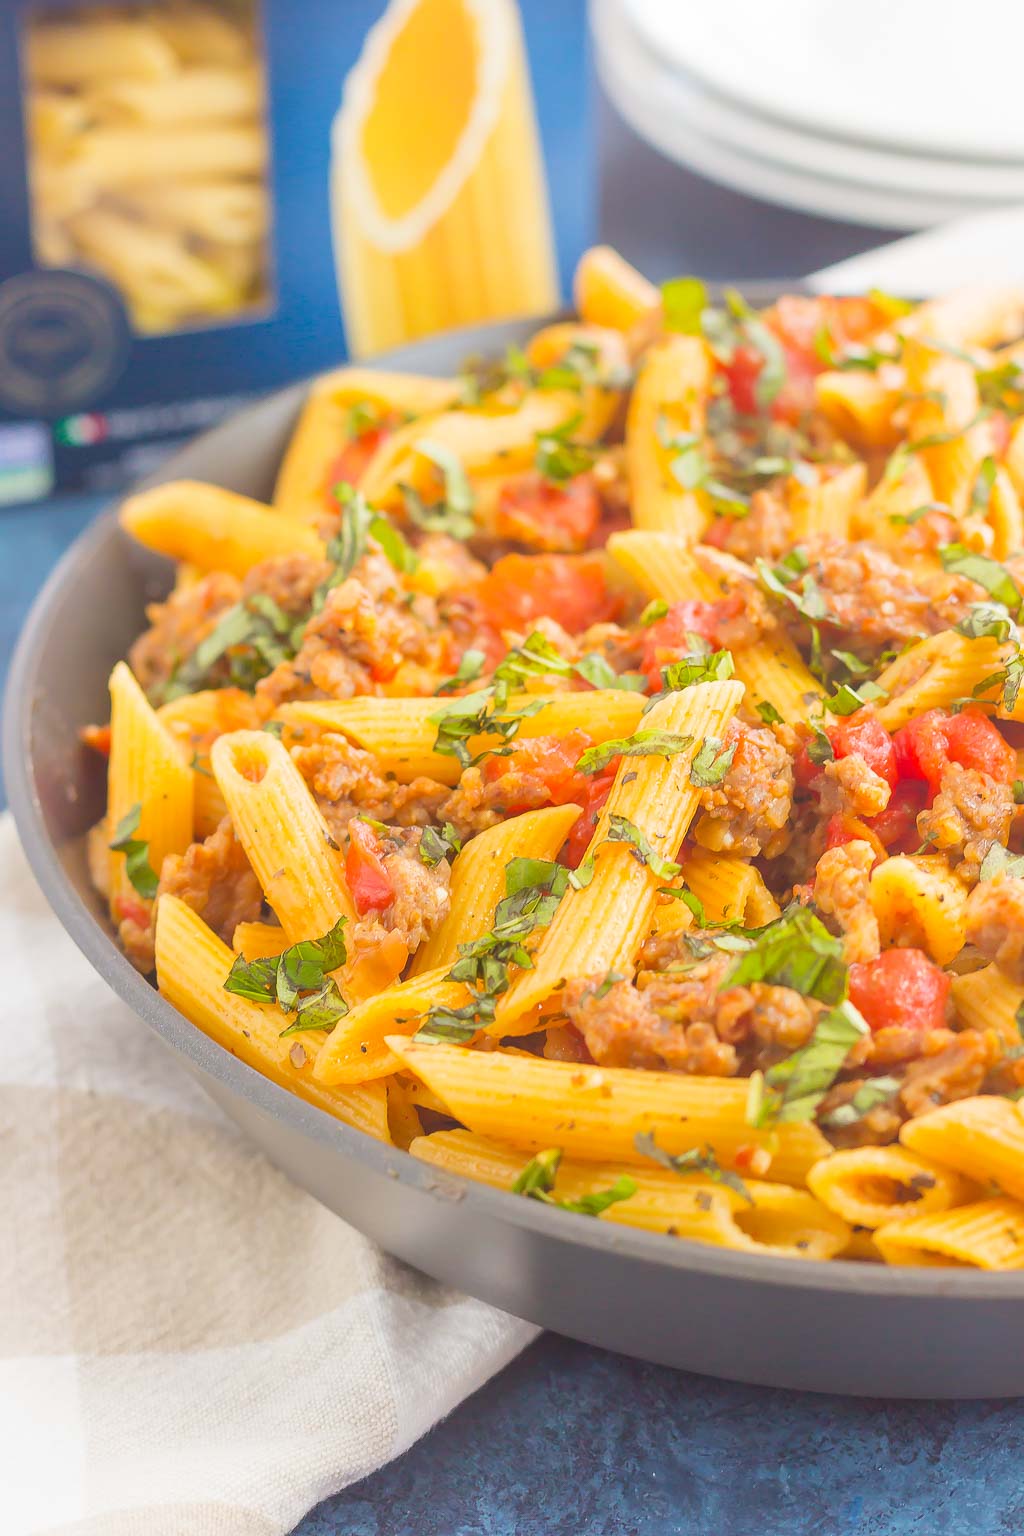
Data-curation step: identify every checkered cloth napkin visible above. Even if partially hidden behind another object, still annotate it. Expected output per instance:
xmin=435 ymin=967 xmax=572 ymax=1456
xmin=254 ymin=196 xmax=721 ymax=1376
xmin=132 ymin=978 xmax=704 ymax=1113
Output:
xmin=1 ymin=814 xmax=536 ymax=1536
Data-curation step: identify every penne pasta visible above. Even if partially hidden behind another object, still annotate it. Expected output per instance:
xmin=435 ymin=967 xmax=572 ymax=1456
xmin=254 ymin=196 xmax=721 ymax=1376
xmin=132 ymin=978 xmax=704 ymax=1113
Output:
xmin=874 ymin=1199 xmax=1024 ymax=1269
xmin=279 ymin=692 xmax=649 ymax=786
xmin=410 ymin=805 xmax=581 ymax=976
xmin=493 ymin=681 xmax=744 ymax=1030
xmin=388 ymin=1038 xmax=830 ymax=1186
xmin=313 ymin=967 xmax=465 ymax=1085
xmin=411 ymin=1130 xmax=849 ymax=1257
xmin=806 ymin=1145 xmax=975 ymax=1230
xmin=900 ymin=1096 xmax=1024 ymax=1203
xmin=786 ymin=463 xmax=867 ymax=543
xmin=121 ymin=481 xmax=324 ymax=576
xmin=869 ymin=855 xmax=969 ymax=966
xmin=951 ymin=963 xmax=1024 ymax=1049
xmin=107 ymin=661 xmax=193 ymax=926
xmin=155 ymin=895 xmax=388 ymax=1141
xmin=626 ymin=337 xmax=713 ymax=539
xmin=573 ymin=246 xmax=660 ymax=333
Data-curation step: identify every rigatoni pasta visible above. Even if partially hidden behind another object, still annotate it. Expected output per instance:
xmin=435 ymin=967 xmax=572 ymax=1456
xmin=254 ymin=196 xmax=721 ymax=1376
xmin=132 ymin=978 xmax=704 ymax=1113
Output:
xmin=86 ymin=248 xmax=1024 ymax=1267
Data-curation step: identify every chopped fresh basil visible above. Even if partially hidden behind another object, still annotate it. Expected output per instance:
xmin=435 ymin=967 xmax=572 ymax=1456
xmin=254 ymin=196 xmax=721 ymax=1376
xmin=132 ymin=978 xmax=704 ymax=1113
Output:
xmin=534 ymin=415 xmax=594 ymax=484
xmin=512 ymin=1147 xmax=637 ymax=1216
xmin=661 ymin=275 xmax=707 ymax=334
xmin=634 ymin=1130 xmax=753 ymax=1204
xmin=969 ymin=457 xmax=998 ymax=517
xmin=723 ymin=906 xmax=847 ymax=1005
xmin=108 ymin=804 xmax=159 ymax=901
xmin=824 ymin=680 xmax=888 ymax=716
xmin=955 ymin=603 xmax=1018 ymax=643
xmin=429 ymin=688 xmax=545 ymax=769
xmin=746 ymin=1001 xmax=868 ymax=1126
xmin=640 ymin=598 xmax=670 ymax=626
xmin=223 ymin=917 xmax=349 ymax=1034
xmin=689 ymin=735 xmax=737 ymax=787
xmin=574 ymin=653 xmax=647 ymax=692
xmin=605 ymin=813 xmax=681 ymax=880
xmin=403 ymin=439 xmax=476 ymax=539
xmin=419 ymin=822 xmax=462 ymax=868
xmin=1014 ymin=780 xmax=1024 ymax=805
xmin=435 ymin=649 xmax=487 ymax=695
xmin=652 ymin=649 xmax=735 ymax=697
xmin=658 ymin=885 xmax=707 ymax=926
xmin=941 ymin=544 xmax=1023 ymax=614
xmin=756 ymin=700 xmax=784 ymax=726
xmin=575 ymin=729 xmax=693 ymax=777
xmin=416 ymin=994 xmax=496 ymax=1044
xmin=806 ymin=724 xmax=835 ymax=765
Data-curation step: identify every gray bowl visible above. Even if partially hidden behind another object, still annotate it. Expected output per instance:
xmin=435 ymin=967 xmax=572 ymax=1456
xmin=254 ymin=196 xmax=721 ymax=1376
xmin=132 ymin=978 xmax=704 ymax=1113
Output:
xmin=6 ymin=317 xmax=1023 ymax=1399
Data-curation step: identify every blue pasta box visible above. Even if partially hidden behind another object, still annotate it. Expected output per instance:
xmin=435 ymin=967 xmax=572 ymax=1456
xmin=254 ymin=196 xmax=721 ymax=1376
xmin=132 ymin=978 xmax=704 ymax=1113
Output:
xmin=0 ymin=0 xmax=585 ymax=507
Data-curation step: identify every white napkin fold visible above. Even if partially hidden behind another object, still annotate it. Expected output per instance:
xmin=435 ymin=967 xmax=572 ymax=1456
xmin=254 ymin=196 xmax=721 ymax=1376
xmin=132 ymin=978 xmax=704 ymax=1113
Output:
xmin=0 ymin=814 xmax=535 ymax=1536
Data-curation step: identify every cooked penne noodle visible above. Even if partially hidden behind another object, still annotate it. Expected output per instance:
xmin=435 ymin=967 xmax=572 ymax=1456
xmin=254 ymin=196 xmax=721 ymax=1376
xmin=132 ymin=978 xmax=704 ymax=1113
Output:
xmin=411 ymin=1129 xmax=849 ymax=1257
xmin=107 ymin=661 xmax=193 ymax=925
xmin=901 ymin=337 xmax=993 ymax=516
xmin=388 ymin=1039 xmax=830 ymax=1186
xmin=573 ymin=246 xmax=660 ymax=333
xmin=274 ymin=369 xmax=460 ymax=518
xmin=155 ymin=895 xmax=388 ymax=1140
xmin=807 ymin=1146 xmax=975 ymax=1230
xmin=232 ymin=920 xmax=287 ymax=961
xmin=900 ymin=1096 xmax=1024 ymax=1203
xmin=410 ymin=805 xmax=581 ymax=976
xmin=674 ymin=848 xmax=779 ymax=928
xmin=279 ymin=692 xmax=649 ymax=786
xmin=626 ymin=336 xmax=713 ymax=539
xmin=493 ymin=681 xmax=744 ymax=1030
xmin=120 ymin=481 xmax=324 ymax=575
xmin=869 ymin=855 xmax=969 ymax=966
xmin=210 ymin=729 xmax=356 ymax=936
xmin=786 ymin=463 xmax=866 ymax=542
xmin=951 ymin=964 xmax=1024 ymax=1048
xmin=874 ymin=1199 xmax=1024 ymax=1269
xmin=313 ymin=967 xmax=466 ymax=1085
xmin=874 ymin=631 xmax=1010 ymax=731
xmin=814 ymin=368 xmax=904 ymax=450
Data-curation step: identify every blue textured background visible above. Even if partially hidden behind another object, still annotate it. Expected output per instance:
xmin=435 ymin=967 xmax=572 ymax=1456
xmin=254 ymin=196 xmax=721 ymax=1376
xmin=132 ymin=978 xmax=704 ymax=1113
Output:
xmin=3 ymin=4 xmax=1022 ymax=1532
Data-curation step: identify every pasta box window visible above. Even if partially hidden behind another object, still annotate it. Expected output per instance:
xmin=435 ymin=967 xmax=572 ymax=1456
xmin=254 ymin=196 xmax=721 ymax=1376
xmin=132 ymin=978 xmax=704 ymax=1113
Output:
xmin=0 ymin=0 xmax=561 ymax=507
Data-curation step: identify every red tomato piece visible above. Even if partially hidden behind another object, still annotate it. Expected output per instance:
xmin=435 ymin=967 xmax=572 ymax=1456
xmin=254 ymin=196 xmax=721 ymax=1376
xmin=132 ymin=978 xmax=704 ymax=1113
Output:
xmin=868 ymin=778 xmax=928 ymax=853
xmin=640 ymin=595 xmax=743 ymax=690
xmin=484 ymin=732 xmax=593 ymax=809
xmin=848 ymin=948 xmax=951 ymax=1035
xmin=323 ymin=425 xmax=389 ymax=502
xmin=829 ymin=708 xmax=898 ymax=788
xmin=894 ymin=708 xmax=1015 ymax=797
xmin=495 ymin=472 xmax=601 ymax=552
xmin=564 ymin=766 xmax=617 ymax=868
xmin=345 ymin=819 xmax=395 ymax=914
xmin=721 ymin=343 xmax=764 ymax=416
xmin=114 ymin=894 xmax=151 ymax=928
xmin=473 ymin=553 xmax=621 ymax=635
xmin=823 ymin=814 xmax=885 ymax=867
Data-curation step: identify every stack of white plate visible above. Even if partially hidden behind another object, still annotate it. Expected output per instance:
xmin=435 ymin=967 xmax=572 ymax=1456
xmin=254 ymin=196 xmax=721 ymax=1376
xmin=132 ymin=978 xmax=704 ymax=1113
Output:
xmin=592 ymin=0 xmax=1024 ymax=231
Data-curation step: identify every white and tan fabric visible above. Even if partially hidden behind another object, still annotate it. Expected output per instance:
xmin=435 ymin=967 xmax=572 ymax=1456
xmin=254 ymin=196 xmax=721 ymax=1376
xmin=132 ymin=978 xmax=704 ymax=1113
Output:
xmin=0 ymin=814 xmax=536 ymax=1536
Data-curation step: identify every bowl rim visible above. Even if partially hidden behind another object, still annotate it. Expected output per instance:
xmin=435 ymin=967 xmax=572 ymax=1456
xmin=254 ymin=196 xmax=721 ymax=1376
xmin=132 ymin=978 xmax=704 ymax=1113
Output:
xmin=6 ymin=312 xmax=1022 ymax=1303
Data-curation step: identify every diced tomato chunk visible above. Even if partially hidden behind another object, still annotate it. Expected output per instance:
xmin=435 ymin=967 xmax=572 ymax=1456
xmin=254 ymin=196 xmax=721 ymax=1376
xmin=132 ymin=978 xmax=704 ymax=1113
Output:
xmin=824 ymin=814 xmax=886 ymax=867
xmin=495 ymin=472 xmax=601 ymax=552
xmin=894 ymin=708 xmax=1016 ymax=797
xmin=565 ymin=766 xmax=616 ymax=868
xmin=721 ymin=343 xmax=764 ymax=416
xmin=113 ymin=894 xmax=151 ymax=928
xmin=868 ymin=778 xmax=928 ymax=853
xmin=828 ymin=708 xmax=898 ymax=788
xmin=323 ymin=425 xmax=389 ymax=501
xmin=82 ymin=723 xmax=112 ymax=756
xmin=793 ymin=708 xmax=896 ymax=792
xmin=345 ymin=819 xmax=395 ymax=914
xmin=848 ymin=948 xmax=951 ymax=1035
xmin=640 ymin=595 xmax=742 ymax=690
xmin=473 ymin=553 xmax=620 ymax=635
